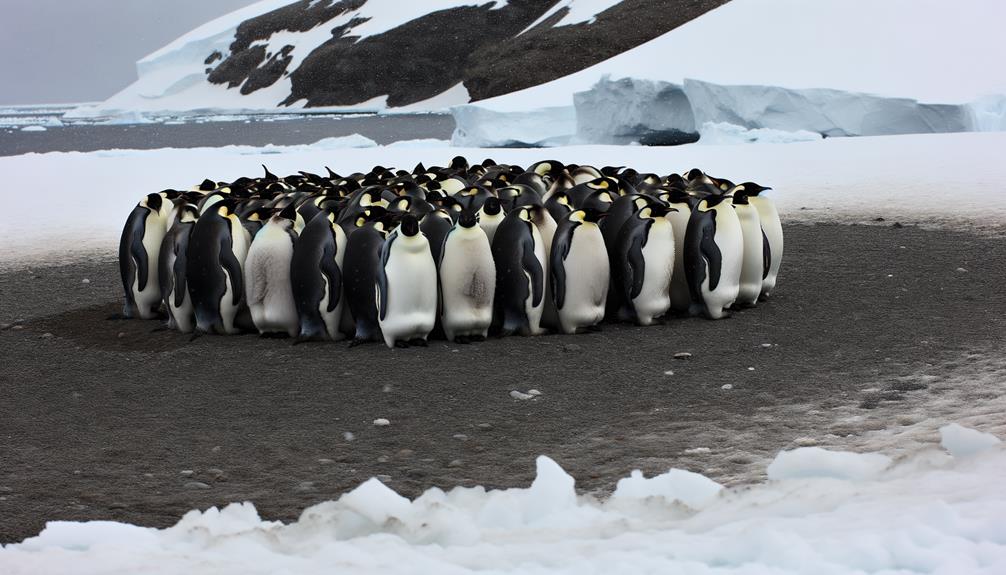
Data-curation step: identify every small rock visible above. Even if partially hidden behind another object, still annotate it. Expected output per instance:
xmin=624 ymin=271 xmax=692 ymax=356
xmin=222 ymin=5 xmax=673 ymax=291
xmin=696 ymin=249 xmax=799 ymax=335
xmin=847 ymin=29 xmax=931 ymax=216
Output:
xmin=674 ymin=352 xmax=692 ymax=360
xmin=476 ymin=423 xmax=492 ymax=430
xmin=117 ymin=332 xmax=126 ymax=339
xmin=13 ymin=318 xmax=25 ymax=325
xmin=376 ymin=455 xmax=389 ymax=463
xmin=562 ymin=343 xmax=582 ymax=352
xmin=747 ymin=367 xmax=755 ymax=371
xmin=343 ymin=432 xmax=356 ymax=441
xmin=206 ymin=468 xmax=225 ymax=479
xmin=874 ymin=217 xmax=885 ymax=222
xmin=892 ymin=222 xmax=903 ymax=228
xmin=452 ymin=434 xmax=469 ymax=441
xmin=510 ymin=390 xmax=533 ymax=400
xmin=447 ymin=459 xmax=463 ymax=468
xmin=40 ymin=332 xmax=53 ymax=339
xmin=451 ymin=349 xmax=459 ymax=353
xmin=794 ymin=437 xmax=818 ymax=446
xmin=684 ymin=447 xmax=712 ymax=455
xmin=317 ymin=458 xmax=334 ymax=464
xmin=180 ymin=470 xmax=194 ymax=477
xmin=11 ymin=325 xmax=24 ymax=331
xmin=108 ymin=502 xmax=127 ymax=510
xmin=721 ymin=384 xmax=734 ymax=390
xmin=382 ymin=384 xmax=393 ymax=393
xmin=373 ymin=418 xmax=391 ymax=427
xmin=0 ymin=323 xmax=11 ymax=331
xmin=955 ymin=267 xmax=968 ymax=273
xmin=376 ymin=474 xmax=392 ymax=483
xmin=142 ymin=473 xmax=155 ymax=479
xmin=527 ymin=389 xmax=542 ymax=396
xmin=294 ymin=481 xmax=316 ymax=492
xmin=760 ymin=343 xmax=772 ymax=348
xmin=663 ymin=370 xmax=674 ymax=376
xmin=0 ymin=486 xmax=12 ymax=493
xmin=211 ymin=445 xmax=221 ymax=453
xmin=396 ymin=449 xmax=414 ymax=457
xmin=184 ymin=481 xmax=211 ymax=490
xmin=82 ymin=279 xmax=91 ymax=284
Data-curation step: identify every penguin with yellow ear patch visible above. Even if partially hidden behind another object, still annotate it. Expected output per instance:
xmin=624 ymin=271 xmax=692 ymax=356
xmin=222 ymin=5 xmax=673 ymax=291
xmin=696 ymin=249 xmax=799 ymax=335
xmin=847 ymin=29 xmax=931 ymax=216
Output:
xmin=684 ymin=194 xmax=743 ymax=319
xmin=551 ymin=208 xmax=609 ymax=334
xmin=491 ymin=206 xmax=546 ymax=337
xmin=118 ymin=191 xmax=172 ymax=319
xmin=186 ymin=199 xmax=251 ymax=334
xmin=291 ymin=208 xmax=348 ymax=342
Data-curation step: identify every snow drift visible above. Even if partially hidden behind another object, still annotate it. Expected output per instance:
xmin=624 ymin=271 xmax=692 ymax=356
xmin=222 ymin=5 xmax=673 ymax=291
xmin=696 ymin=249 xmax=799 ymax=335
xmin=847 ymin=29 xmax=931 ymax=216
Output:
xmin=2 ymin=426 xmax=1004 ymax=574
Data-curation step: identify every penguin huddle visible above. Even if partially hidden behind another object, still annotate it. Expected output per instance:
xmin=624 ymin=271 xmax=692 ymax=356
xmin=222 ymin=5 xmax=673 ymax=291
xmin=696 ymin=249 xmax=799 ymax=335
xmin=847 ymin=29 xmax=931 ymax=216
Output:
xmin=117 ymin=158 xmax=783 ymax=348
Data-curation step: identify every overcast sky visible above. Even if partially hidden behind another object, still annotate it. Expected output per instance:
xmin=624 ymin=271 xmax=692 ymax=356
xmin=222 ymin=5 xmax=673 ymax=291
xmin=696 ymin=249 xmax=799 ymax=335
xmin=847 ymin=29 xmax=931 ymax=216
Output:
xmin=0 ymin=0 xmax=259 ymax=105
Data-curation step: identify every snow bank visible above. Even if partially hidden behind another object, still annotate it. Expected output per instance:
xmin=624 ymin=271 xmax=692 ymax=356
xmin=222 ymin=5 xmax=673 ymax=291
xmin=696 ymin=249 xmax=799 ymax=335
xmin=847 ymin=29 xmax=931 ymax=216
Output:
xmin=3 ymin=433 xmax=1005 ymax=575
xmin=940 ymin=423 xmax=1003 ymax=458
xmin=766 ymin=447 xmax=891 ymax=481
xmin=451 ymin=105 xmax=576 ymax=147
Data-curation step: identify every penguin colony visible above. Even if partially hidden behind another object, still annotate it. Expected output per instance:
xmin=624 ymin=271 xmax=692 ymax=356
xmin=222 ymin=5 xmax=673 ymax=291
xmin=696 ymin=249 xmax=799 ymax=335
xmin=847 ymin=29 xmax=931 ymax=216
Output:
xmin=118 ymin=157 xmax=783 ymax=348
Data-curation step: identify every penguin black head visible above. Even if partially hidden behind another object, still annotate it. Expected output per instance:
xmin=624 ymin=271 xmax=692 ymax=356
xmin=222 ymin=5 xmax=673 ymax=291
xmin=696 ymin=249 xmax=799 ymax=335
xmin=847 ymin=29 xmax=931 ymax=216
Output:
xmin=399 ymin=214 xmax=420 ymax=237
xmin=458 ymin=209 xmax=479 ymax=229
xmin=684 ymin=168 xmax=705 ymax=182
xmin=579 ymin=207 xmax=608 ymax=224
xmin=738 ymin=182 xmax=772 ymax=196
xmin=450 ymin=156 xmax=469 ymax=171
xmin=261 ymin=165 xmax=279 ymax=182
xmin=197 ymin=179 xmax=217 ymax=192
xmin=144 ymin=192 xmax=163 ymax=212
xmin=481 ymin=196 xmax=502 ymax=216
xmin=731 ymin=190 xmax=751 ymax=205
xmin=277 ymin=203 xmax=298 ymax=221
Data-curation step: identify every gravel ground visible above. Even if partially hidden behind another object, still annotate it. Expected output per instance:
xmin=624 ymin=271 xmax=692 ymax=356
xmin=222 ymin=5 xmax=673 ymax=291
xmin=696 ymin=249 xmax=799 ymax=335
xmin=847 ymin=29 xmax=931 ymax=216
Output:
xmin=1 ymin=222 xmax=1003 ymax=543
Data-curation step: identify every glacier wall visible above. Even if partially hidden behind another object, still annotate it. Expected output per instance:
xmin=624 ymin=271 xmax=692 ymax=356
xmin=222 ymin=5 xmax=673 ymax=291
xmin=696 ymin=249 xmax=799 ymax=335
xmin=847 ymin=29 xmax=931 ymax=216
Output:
xmin=573 ymin=77 xmax=698 ymax=145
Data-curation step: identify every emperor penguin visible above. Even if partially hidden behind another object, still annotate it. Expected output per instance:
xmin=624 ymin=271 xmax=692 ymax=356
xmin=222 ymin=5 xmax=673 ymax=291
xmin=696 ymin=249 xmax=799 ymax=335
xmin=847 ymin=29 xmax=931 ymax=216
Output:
xmin=118 ymin=192 xmax=172 ymax=319
xmin=491 ymin=205 xmax=547 ymax=337
xmin=291 ymin=209 xmax=348 ymax=341
xmin=158 ymin=203 xmax=199 ymax=332
xmin=731 ymin=190 xmax=765 ymax=308
xmin=244 ymin=205 xmax=300 ymax=337
xmin=439 ymin=209 xmax=496 ymax=343
xmin=528 ymin=204 xmax=559 ymax=332
xmin=613 ymin=205 xmax=675 ymax=326
xmin=377 ymin=214 xmax=438 ymax=348
xmin=186 ymin=200 xmax=251 ymax=334
xmin=476 ymin=197 xmax=505 ymax=244
xmin=550 ymin=209 xmax=610 ymax=334
xmin=659 ymin=188 xmax=696 ymax=312
xmin=739 ymin=182 xmax=783 ymax=299
xmin=683 ymin=194 xmax=743 ymax=319
xmin=342 ymin=217 xmax=388 ymax=345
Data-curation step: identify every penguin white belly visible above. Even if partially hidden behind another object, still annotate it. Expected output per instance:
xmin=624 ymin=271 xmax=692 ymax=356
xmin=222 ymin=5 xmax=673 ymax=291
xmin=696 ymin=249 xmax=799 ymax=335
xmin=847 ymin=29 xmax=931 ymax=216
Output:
xmin=532 ymin=213 xmax=555 ymax=334
xmin=318 ymin=273 xmax=346 ymax=341
xmin=632 ymin=219 xmax=674 ymax=326
xmin=665 ymin=204 xmax=691 ymax=312
xmin=558 ymin=225 xmax=609 ymax=334
xmin=523 ymin=224 xmax=547 ymax=336
xmin=380 ymin=241 xmax=437 ymax=347
xmin=132 ymin=210 xmax=167 ymax=319
xmin=478 ymin=215 xmax=504 ymax=245
xmin=245 ymin=226 xmax=298 ymax=336
xmin=735 ymin=204 xmax=764 ymax=307
xmin=440 ymin=231 xmax=495 ymax=341
xmin=752 ymin=197 xmax=783 ymax=298
xmin=168 ymin=289 xmax=194 ymax=334
xmin=701 ymin=212 xmax=743 ymax=320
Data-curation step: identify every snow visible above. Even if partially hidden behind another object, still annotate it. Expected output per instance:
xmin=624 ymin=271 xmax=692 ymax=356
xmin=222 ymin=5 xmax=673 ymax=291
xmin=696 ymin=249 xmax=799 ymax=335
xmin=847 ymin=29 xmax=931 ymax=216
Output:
xmin=766 ymin=447 xmax=892 ymax=481
xmin=519 ymin=0 xmax=624 ymax=34
xmin=3 ymin=131 xmax=1006 ymax=267
xmin=474 ymin=0 xmax=1006 ymax=114
xmin=940 ymin=423 xmax=1003 ymax=458
xmin=19 ymin=125 xmax=47 ymax=132
xmin=697 ymin=122 xmax=822 ymax=145
xmin=3 ymin=435 xmax=1005 ymax=574
xmin=451 ymin=105 xmax=576 ymax=147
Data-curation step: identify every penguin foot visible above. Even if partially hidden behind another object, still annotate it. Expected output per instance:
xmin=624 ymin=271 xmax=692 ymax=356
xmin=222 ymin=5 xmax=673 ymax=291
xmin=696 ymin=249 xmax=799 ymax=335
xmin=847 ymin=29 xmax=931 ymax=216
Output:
xmin=348 ymin=338 xmax=370 ymax=348
xmin=455 ymin=335 xmax=471 ymax=345
xmin=470 ymin=335 xmax=486 ymax=343
xmin=586 ymin=324 xmax=604 ymax=333
xmin=188 ymin=332 xmax=202 ymax=343
xmin=395 ymin=340 xmax=411 ymax=348
xmin=409 ymin=338 xmax=428 ymax=347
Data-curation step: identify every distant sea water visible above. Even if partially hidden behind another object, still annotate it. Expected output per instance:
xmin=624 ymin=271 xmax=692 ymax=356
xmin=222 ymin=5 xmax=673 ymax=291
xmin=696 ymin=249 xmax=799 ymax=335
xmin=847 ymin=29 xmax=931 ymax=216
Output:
xmin=0 ymin=105 xmax=455 ymax=156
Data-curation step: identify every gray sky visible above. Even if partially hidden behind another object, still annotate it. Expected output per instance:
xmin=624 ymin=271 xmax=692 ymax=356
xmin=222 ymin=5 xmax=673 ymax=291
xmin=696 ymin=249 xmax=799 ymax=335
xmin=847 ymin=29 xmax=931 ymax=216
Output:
xmin=0 ymin=0 xmax=259 ymax=105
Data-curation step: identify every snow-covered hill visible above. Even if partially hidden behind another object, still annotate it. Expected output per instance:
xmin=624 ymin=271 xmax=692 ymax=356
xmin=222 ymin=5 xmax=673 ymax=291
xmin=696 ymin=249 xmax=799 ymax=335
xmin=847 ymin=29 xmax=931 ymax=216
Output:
xmin=70 ymin=0 xmax=725 ymax=118
xmin=452 ymin=0 xmax=1006 ymax=146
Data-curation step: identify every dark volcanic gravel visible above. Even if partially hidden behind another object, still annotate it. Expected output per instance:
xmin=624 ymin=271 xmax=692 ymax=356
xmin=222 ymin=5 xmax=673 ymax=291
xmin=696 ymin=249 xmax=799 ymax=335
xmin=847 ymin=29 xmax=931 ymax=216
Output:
xmin=1 ymin=223 xmax=1003 ymax=543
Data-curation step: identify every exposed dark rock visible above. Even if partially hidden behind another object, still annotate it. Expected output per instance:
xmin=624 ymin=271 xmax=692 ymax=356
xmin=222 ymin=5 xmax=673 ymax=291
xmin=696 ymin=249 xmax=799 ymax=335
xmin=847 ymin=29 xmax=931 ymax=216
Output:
xmin=208 ymin=45 xmax=267 ymax=89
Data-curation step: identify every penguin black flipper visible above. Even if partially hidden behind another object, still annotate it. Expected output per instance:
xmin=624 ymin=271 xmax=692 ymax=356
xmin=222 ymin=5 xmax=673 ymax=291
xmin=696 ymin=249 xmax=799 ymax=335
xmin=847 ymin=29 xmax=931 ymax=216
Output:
xmin=522 ymin=224 xmax=544 ymax=308
xmin=320 ymin=240 xmax=342 ymax=313
xmin=699 ymin=215 xmax=722 ymax=291
xmin=550 ymin=221 xmax=578 ymax=310
xmin=219 ymin=234 xmax=244 ymax=306
xmin=172 ymin=234 xmax=190 ymax=308
xmin=377 ymin=231 xmax=396 ymax=321
xmin=129 ymin=211 xmax=149 ymax=292
xmin=762 ymin=228 xmax=772 ymax=280
xmin=626 ymin=223 xmax=649 ymax=300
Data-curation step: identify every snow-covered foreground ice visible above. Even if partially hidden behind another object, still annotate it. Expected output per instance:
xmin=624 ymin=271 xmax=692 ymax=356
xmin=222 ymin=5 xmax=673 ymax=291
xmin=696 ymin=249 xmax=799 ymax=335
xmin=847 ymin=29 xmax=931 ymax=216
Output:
xmin=2 ymin=426 xmax=1004 ymax=575
xmin=2 ymin=131 xmax=1004 ymax=267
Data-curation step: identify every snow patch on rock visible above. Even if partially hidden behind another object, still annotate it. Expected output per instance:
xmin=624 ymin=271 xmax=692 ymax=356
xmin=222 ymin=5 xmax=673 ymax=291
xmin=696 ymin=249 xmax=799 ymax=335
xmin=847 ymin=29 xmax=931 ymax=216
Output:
xmin=766 ymin=447 xmax=892 ymax=481
xmin=939 ymin=423 xmax=1002 ymax=458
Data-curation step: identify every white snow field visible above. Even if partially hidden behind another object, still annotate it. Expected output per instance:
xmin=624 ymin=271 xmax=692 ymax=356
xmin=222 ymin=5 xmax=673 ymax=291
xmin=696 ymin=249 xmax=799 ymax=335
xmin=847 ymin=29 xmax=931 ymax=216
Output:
xmin=452 ymin=0 xmax=1006 ymax=146
xmin=2 ymin=131 xmax=1005 ymax=267
xmin=1 ymin=426 xmax=1004 ymax=575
